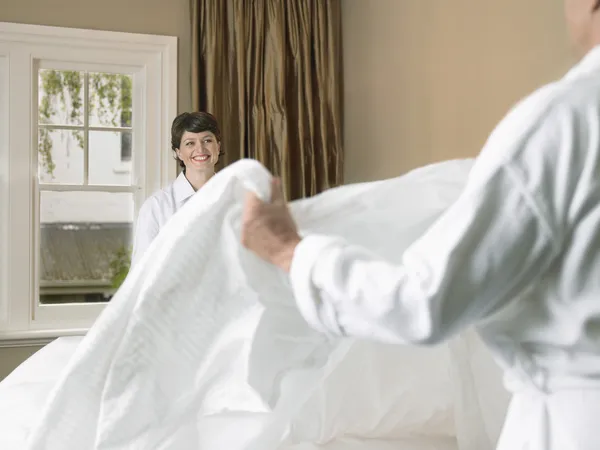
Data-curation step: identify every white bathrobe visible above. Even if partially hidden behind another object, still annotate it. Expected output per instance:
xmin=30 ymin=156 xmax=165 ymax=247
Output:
xmin=289 ymin=46 xmax=600 ymax=449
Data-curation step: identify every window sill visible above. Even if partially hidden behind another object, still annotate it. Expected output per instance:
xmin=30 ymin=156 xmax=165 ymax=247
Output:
xmin=0 ymin=328 xmax=87 ymax=348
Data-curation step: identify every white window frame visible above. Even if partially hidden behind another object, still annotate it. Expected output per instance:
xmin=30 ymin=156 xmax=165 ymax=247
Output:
xmin=0 ymin=22 xmax=177 ymax=346
xmin=0 ymin=54 xmax=8 ymax=333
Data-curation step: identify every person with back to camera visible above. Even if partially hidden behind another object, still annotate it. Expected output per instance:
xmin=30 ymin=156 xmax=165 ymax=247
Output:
xmin=132 ymin=111 xmax=223 ymax=266
xmin=241 ymin=0 xmax=600 ymax=448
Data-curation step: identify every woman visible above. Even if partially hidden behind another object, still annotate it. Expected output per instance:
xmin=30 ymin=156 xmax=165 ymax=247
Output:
xmin=131 ymin=111 xmax=222 ymax=266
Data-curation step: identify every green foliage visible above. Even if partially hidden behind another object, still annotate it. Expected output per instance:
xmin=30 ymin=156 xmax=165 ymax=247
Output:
xmin=89 ymin=73 xmax=133 ymax=127
xmin=38 ymin=128 xmax=56 ymax=177
xmin=38 ymin=70 xmax=132 ymax=178
xmin=109 ymin=245 xmax=131 ymax=290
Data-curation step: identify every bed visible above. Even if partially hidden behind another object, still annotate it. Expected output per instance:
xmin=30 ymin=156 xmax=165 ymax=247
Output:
xmin=0 ymin=336 xmax=465 ymax=450
xmin=0 ymin=337 xmax=83 ymax=449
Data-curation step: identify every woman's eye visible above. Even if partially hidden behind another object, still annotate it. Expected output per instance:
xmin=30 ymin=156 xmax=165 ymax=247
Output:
xmin=186 ymin=142 xmax=194 ymax=146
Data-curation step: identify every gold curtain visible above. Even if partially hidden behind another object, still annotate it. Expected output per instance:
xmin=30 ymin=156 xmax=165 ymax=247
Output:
xmin=191 ymin=0 xmax=343 ymax=200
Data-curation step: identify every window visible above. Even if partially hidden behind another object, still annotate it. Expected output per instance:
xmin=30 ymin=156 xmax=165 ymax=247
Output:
xmin=37 ymin=68 xmax=135 ymax=306
xmin=0 ymin=22 xmax=177 ymax=344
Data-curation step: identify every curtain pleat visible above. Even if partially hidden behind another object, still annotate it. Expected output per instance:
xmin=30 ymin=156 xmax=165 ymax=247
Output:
xmin=192 ymin=0 xmax=343 ymax=200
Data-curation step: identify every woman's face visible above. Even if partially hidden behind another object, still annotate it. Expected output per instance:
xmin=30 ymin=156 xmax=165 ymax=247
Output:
xmin=176 ymin=130 xmax=221 ymax=172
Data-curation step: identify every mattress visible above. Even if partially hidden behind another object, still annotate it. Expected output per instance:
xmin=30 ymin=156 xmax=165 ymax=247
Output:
xmin=0 ymin=337 xmax=83 ymax=449
xmin=0 ymin=337 xmax=460 ymax=450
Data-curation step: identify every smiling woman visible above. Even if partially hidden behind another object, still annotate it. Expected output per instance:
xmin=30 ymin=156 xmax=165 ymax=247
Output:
xmin=171 ymin=111 xmax=223 ymax=176
xmin=131 ymin=111 xmax=223 ymax=266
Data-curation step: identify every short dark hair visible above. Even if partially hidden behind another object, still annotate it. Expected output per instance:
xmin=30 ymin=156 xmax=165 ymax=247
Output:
xmin=170 ymin=111 xmax=223 ymax=170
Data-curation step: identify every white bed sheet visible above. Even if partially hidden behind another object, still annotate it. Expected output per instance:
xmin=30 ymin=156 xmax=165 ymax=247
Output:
xmin=0 ymin=159 xmax=508 ymax=450
xmin=0 ymin=337 xmax=461 ymax=450
xmin=0 ymin=333 xmax=503 ymax=450
xmin=287 ymin=438 xmax=458 ymax=450
xmin=0 ymin=337 xmax=83 ymax=449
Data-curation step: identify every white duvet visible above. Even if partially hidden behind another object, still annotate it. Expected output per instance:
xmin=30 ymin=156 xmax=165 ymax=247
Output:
xmin=7 ymin=159 xmax=509 ymax=449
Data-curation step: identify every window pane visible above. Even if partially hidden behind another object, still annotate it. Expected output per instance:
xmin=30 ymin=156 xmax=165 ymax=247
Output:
xmin=39 ymin=191 xmax=134 ymax=304
xmin=38 ymin=128 xmax=84 ymax=184
xmin=88 ymin=130 xmax=132 ymax=185
xmin=38 ymin=69 xmax=84 ymax=126
xmin=88 ymin=73 xmax=133 ymax=128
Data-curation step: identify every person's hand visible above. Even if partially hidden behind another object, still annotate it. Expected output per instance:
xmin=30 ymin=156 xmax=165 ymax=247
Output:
xmin=241 ymin=177 xmax=302 ymax=272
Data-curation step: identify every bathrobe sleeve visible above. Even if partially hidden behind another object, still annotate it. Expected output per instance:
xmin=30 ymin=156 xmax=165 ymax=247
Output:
xmin=289 ymin=100 xmax=569 ymax=345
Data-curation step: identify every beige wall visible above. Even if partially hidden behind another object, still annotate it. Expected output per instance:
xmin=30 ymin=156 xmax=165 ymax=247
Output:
xmin=0 ymin=0 xmax=192 ymax=113
xmin=0 ymin=0 xmax=191 ymax=380
xmin=342 ymin=0 xmax=575 ymax=183
xmin=0 ymin=346 xmax=44 ymax=381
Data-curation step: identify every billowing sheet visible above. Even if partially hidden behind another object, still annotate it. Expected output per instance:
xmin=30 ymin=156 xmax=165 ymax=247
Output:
xmin=18 ymin=159 xmax=508 ymax=450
